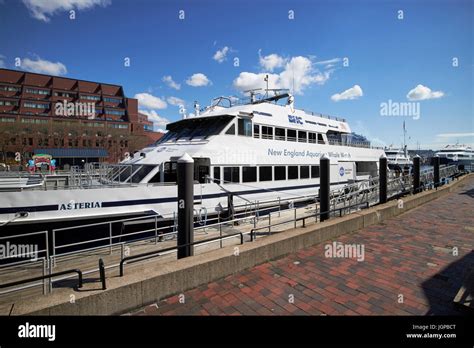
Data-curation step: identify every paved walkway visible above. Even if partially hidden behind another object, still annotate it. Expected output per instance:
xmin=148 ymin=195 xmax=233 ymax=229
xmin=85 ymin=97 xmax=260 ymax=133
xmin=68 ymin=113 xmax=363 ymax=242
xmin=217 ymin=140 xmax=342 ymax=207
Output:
xmin=131 ymin=177 xmax=474 ymax=315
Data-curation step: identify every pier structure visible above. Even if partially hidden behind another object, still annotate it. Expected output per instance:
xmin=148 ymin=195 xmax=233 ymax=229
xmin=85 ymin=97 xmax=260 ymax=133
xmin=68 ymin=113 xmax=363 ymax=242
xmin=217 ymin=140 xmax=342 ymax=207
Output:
xmin=0 ymin=162 xmax=472 ymax=315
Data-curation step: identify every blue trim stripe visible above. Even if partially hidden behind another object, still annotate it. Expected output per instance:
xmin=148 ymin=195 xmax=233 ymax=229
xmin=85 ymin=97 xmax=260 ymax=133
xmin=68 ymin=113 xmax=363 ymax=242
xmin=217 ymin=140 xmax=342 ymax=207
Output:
xmin=0 ymin=181 xmax=351 ymax=214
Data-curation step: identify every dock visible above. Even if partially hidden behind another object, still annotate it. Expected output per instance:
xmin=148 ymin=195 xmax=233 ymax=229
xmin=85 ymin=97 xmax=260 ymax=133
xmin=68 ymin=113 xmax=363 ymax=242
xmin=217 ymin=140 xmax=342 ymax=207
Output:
xmin=0 ymin=169 xmax=472 ymax=315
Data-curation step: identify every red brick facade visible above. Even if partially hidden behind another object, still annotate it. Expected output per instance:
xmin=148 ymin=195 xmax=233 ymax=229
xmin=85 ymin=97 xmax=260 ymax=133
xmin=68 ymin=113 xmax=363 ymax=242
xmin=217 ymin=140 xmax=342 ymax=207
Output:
xmin=0 ymin=68 xmax=162 ymax=166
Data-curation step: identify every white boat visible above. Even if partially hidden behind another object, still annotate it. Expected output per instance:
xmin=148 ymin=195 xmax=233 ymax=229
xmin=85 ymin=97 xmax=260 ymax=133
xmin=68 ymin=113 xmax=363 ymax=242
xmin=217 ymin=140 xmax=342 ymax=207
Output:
xmin=435 ymin=144 xmax=474 ymax=165
xmin=384 ymin=146 xmax=412 ymax=167
xmin=0 ymin=91 xmax=385 ymax=228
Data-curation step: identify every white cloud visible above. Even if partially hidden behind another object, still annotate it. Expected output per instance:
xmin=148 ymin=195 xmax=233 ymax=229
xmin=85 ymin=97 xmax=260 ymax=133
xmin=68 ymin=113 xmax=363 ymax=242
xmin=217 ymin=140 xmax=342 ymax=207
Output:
xmin=21 ymin=57 xmax=67 ymax=75
xmin=436 ymin=132 xmax=474 ymax=138
xmin=213 ymin=46 xmax=229 ymax=63
xmin=259 ymin=50 xmax=286 ymax=72
xmin=167 ymin=96 xmax=185 ymax=106
xmin=331 ymin=85 xmax=363 ymax=102
xmin=406 ymin=84 xmax=444 ymax=101
xmin=314 ymin=58 xmax=341 ymax=66
xmin=139 ymin=109 xmax=171 ymax=129
xmin=234 ymin=56 xmax=332 ymax=95
xmin=134 ymin=93 xmax=167 ymax=109
xmin=186 ymin=73 xmax=211 ymax=87
xmin=22 ymin=0 xmax=111 ymax=22
xmin=162 ymin=75 xmax=180 ymax=90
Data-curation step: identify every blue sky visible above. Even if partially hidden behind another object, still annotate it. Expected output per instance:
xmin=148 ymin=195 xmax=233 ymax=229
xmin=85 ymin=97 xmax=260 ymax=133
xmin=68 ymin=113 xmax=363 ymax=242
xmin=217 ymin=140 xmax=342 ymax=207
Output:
xmin=0 ymin=0 xmax=472 ymax=149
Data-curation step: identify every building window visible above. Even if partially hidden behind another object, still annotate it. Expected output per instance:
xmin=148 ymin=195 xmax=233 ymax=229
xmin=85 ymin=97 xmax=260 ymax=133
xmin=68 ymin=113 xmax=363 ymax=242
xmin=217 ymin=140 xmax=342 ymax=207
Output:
xmin=0 ymin=85 xmax=21 ymax=92
xmin=311 ymin=165 xmax=320 ymax=178
xmin=80 ymin=94 xmax=101 ymax=101
xmin=109 ymin=123 xmax=128 ymax=129
xmin=275 ymin=128 xmax=285 ymax=141
xmin=225 ymin=124 xmax=235 ymax=135
xmin=253 ymin=124 xmax=260 ymax=139
xmin=242 ymin=166 xmax=257 ymax=182
xmin=259 ymin=166 xmax=272 ymax=181
xmin=23 ymin=102 xmax=49 ymax=109
xmin=298 ymin=131 xmax=307 ymax=143
xmin=103 ymin=97 xmax=122 ymax=103
xmin=300 ymin=166 xmax=310 ymax=179
xmin=287 ymin=129 xmax=297 ymax=142
xmin=224 ymin=167 xmax=240 ymax=183
xmin=0 ymin=100 xmax=19 ymax=106
xmin=54 ymin=91 xmax=77 ymax=98
xmin=274 ymin=166 xmax=286 ymax=180
xmin=105 ymin=109 xmax=125 ymax=116
xmin=213 ymin=166 xmax=221 ymax=182
xmin=261 ymin=126 xmax=273 ymax=140
xmin=25 ymin=88 xmax=50 ymax=95
xmin=288 ymin=166 xmax=298 ymax=179
xmin=238 ymin=118 xmax=252 ymax=136
xmin=0 ymin=117 xmax=15 ymax=123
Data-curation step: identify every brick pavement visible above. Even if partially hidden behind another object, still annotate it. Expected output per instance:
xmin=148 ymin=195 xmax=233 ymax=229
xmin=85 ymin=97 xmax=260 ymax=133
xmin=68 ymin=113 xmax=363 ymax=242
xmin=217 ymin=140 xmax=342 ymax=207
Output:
xmin=130 ymin=177 xmax=474 ymax=315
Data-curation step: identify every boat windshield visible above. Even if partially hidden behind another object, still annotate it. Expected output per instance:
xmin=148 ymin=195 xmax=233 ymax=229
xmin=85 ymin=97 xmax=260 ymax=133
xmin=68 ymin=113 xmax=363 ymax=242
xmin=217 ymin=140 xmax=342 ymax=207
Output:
xmin=157 ymin=115 xmax=234 ymax=144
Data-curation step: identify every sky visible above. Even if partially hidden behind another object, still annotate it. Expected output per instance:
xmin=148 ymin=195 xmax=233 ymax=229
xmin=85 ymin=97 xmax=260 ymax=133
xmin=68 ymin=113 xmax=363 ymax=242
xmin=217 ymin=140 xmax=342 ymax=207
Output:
xmin=0 ymin=0 xmax=472 ymax=150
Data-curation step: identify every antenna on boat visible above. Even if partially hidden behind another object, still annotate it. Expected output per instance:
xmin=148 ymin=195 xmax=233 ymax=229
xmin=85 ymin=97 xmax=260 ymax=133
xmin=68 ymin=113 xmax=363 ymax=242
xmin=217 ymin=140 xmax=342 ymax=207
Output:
xmin=194 ymin=101 xmax=200 ymax=117
xmin=264 ymin=74 xmax=269 ymax=98
xmin=244 ymin=88 xmax=262 ymax=103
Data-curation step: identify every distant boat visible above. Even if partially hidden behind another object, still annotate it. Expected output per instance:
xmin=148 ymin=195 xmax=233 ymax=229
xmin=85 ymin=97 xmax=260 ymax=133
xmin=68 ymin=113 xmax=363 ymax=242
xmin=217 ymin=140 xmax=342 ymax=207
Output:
xmin=384 ymin=145 xmax=412 ymax=168
xmin=436 ymin=143 xmax=474 ymax=166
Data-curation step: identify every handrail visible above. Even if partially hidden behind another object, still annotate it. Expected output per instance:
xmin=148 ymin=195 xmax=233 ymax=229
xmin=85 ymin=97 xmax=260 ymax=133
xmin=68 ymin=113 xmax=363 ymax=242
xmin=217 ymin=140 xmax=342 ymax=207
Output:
xmin=120 ymin=232 xmax=244 ymax=276
xmin=0 ymin=268 xmax=83 ymax=290
xmin=250 ymin=201 xmax=370 ymax=241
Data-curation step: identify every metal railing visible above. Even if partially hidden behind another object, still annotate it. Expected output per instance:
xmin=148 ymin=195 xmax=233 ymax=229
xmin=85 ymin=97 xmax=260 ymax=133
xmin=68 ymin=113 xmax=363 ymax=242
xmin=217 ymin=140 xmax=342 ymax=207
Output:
xmin=119 ymin=231 xmax=245 ymax=276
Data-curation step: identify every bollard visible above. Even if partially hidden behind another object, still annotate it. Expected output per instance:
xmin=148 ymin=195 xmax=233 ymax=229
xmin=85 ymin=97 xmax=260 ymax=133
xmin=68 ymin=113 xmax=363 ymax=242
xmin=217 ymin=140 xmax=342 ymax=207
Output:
xmin=99 ymin=258 xmax=106 ymax=290
xmin=227 ymin=193 xmax=235 ymax=222
xmin=433 ymin=155 xmax=440 ymax=189
xmin=379 ymin=154 xmax=387 ymax=204
xmin=177 ymin=153 xmax=194 ymax=259
xmin=413 ymin=155 xmax=421 ymax=194
xmin=320 ymin=154 xmax=330 ymax=222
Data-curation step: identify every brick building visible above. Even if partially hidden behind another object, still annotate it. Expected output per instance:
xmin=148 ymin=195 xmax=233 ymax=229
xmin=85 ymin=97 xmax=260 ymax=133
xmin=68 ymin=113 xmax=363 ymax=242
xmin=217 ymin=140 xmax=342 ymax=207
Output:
xmin=0 ymin=68 xmax=162 ymax=167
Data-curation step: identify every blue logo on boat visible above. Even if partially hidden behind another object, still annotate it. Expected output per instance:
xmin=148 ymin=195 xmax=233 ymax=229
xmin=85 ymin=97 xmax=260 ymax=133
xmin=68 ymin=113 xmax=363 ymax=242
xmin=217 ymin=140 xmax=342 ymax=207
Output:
xmin=339 ymin=167 xmax=344 ymax=176
xmin=288 ymin=115 xmax=303 ymax=124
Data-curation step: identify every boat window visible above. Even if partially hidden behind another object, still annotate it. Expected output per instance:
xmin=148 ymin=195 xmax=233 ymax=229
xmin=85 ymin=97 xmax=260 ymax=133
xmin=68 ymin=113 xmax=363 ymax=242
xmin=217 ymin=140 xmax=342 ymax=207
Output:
xmin=242 ymin=167 xmax=257 ymax=182
xmin=261 ymin=126 xmax=273 ymax=140
xmin=157 ymin=115 xmax=233 ymax=143
xmin=254 ymin=124 xmax=260 ymax=139
xmin=298 ymin=131 xmax=307 ymax=143
xmin=213 ymin=166 xmax=221 ymax=183
xmin=275 ymin=128 xmax=285 ymax=141
xmin=274 ymin=166 xmax=286 ymax=180
xmin=317 ymin=133 xmax=325 ymax=144
xmin=130 ymin=165 xmax=155 ymax=183
xmin=259 ymin=166 xmax=272 ymax=181
xmin=238 ymin=118 xmax=252 ymax=136
xmin=224 ymin=167 xmax=240 ymax=183
xmin=226 ymin=124 xmax=236 ymax=135
xmin=288 ymin=166 xmax=298 ymax=179
xmin=311 ymin=165 xmax=320 ymax=178
xmin=300 ymin=166 xmax=309 ymax=179
xmin=287 ymin=129 xmax=296 ymax=142
xmin=163 ymin=162 xmax=177 ymax=182
xmin=308 ymin=132 xmax=316 ymax=144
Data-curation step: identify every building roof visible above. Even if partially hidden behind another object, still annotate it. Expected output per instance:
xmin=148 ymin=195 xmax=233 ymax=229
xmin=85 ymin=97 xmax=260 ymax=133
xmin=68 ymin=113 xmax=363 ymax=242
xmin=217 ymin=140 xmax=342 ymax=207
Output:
xmin=34 ymin=148 xmax=108 ymax=158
